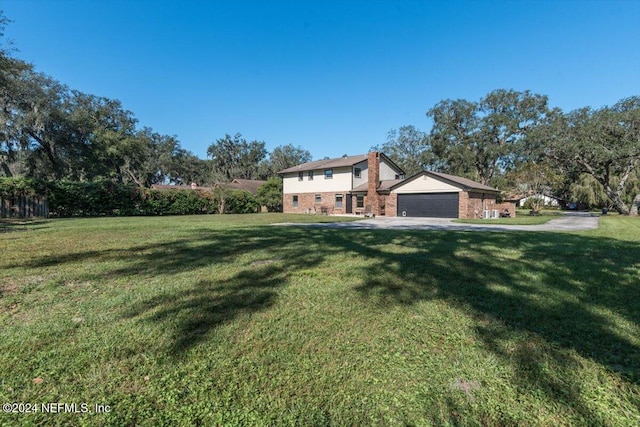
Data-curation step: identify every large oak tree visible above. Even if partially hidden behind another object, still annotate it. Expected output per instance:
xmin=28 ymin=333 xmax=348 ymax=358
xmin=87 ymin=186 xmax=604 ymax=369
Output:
xmin=427 ymin=89 xmax=549 ymax=186
xmin=530 ymin=97 xmax=640 ymax=214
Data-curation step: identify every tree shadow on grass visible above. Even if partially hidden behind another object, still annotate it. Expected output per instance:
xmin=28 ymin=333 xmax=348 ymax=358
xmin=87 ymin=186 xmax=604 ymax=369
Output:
xmin=18 ymin=225 xmax=328 ymax=354
xmin=14 ymin=221 xmax=640 ymax=419
xmin=123 ymin=270 xmax=284 ymax=354
xmin=0 ymin=219 xmax=50 ymax=233
xmin=17 ymin=225 xmax=639 ymax=367
xmin=21 ymin=227 xmax=285 ymax=274
xmin=339 ymin=228 xmax=639 ymax=422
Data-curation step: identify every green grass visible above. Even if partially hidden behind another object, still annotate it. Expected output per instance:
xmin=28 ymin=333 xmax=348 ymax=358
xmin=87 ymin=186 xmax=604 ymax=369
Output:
xmin=1 ymin=213 xmax=639 ymax=426
xmin=454 ymin=210 xmax=564 ymax=225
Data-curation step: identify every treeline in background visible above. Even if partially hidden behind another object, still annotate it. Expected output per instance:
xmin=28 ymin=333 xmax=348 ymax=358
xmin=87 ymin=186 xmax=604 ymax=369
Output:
xmin=1 ymin=12 xmax=638 ymax=216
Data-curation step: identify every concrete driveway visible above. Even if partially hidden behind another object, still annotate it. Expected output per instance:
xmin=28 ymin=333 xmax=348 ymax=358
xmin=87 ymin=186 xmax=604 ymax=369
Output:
xmin=277 ymin=212 xmax=599 ymax=232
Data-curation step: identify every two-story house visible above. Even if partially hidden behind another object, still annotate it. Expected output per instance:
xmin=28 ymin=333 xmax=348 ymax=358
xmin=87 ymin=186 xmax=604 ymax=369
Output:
xmin=279 ymin=152 xmax=402 ymax=216
xmin=279 ymin=151 xmax=515 ymax=218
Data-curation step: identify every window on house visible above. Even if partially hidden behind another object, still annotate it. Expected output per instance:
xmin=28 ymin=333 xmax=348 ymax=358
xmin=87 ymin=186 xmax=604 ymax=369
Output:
xmin=354 ymin=167 xmax=361 ymax=178
xmin=292 ymin=195 xmax=298 ymax=207
xmin=308 ymin=171 xmax=314 ymax=180
xmin=315 ymin=194 xmax=321 ymax=204
xmin=335 ymin=194 xmax=343 ymax=208
xmin=324 ymin=169 xmax=333 ymax=179
xmin=356 ymin=194 xmax=364 ymax=208
xmin=298 ymin=172 xmax=303 ymax=181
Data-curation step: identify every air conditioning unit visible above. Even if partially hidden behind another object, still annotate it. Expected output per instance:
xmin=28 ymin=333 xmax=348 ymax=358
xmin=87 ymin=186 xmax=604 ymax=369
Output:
xmin=492 ymin=209 xmax=499 ymax=218
xmin=483 ymin=210 xmax=490 ymax=219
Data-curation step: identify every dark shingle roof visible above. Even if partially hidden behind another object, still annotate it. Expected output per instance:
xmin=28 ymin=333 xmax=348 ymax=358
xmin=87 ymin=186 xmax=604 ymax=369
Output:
xmin=278 ymin=154 xmax=368 ymax=174
xmin=150 ymin=184 xmax=191 ymax=190
xmin=352 ymin=179 xmax=404 ymax=193
xmin=227 ymin=179 xmax=266 ymax=195
xmin=425 ymin=171 xmax=499 ymax=192
xmin=389 ymin=171 xmax=499 ymax=193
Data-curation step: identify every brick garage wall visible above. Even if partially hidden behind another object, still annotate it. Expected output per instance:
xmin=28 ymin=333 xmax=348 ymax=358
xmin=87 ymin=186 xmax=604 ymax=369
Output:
xmin=384 ymin=193 xmax=397 ymax=217
xmin=283 ymin=192 xmax=351 ymax=214
xmin=459 ymin=192 xmax=480 ymax=219
xmin=458 ymin=192 xmax=516 ymax=218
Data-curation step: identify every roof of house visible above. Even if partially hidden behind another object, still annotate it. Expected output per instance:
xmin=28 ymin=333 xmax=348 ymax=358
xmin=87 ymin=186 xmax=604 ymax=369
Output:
xmin=389 ymin=171 xmax=499 ymax=193
xmin=226 ymin=179 xmax=267 ymax=195
xmin=353 ymin=171 xmax=499 ymax=194
xmin=278 ymin=154 xmax=368 ymax=174
xmin=517 ymin=193 xmax=560 ymax=200
xmin=278 ymin=152 xmax=406 ymax=176
xmin=352 ymin=179 xmax=404 ymax=193
xmin=150 ymin=184 xmax=190 ymax=190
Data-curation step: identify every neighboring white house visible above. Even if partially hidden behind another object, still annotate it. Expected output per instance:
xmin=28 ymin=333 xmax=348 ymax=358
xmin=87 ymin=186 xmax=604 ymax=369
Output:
xmin=279 ymin=151 xmax=515 ymax=218
xmin=518 ymin=194 xmax=560 ymax=208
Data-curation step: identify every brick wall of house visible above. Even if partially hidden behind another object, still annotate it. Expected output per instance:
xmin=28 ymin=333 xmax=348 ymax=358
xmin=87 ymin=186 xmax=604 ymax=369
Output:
xmin=349 ymin=194 xmax=359 ymax=214
xmin=385 ymin=193 xmax=397 ymax=217
xmin=458 ymin=192 xmax=474 ymax=219
xmin=282 ymin=191 xmax=351 ymax=214
xmin=458 ymin=192 xmax=516 ymax=218
xmin=367 ymin=152 xmax=381 ymax=216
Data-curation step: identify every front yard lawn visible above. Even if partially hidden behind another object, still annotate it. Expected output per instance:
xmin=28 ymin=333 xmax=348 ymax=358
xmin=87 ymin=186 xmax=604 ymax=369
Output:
xmin=1 ymin=213 xmax=638 ymax=425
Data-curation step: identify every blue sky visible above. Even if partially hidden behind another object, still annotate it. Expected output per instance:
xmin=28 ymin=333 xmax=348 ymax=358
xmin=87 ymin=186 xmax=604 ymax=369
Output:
xmin=3 ymin=0 xmax=639 ymax=160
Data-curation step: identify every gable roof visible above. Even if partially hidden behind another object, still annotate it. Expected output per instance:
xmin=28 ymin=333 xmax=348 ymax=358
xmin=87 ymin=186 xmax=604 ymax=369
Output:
xmin=278 ymin=152 xmax=405 ymax=176
xmin=278 ymin=154 xmax=368 ymax=174
xmin=389 ymin=171 xmax=499 ymax=194
xmin=150 ymin=184 xmax=191 ymax=190
xmin=227 ymin=179 xmax=266 ymax=195
xmin=352 ymin=179 xmax=404 ymax=193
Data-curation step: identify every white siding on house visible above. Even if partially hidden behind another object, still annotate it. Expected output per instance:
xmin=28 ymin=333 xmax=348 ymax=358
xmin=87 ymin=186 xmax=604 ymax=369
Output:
xmin=281 ymin=154 xmax=404 ymax=196
xmin=352 ymin=160 xmax=368 ymax=189
xmin=391 ymin=175 xmax=461 ymax=194
xmin=283 ymin=166 xmax=354 ymax=193
xmin=519 ymin=194 xmax=559 ymax=207
xmin=379 ymin=159 xmax=402 ymax=180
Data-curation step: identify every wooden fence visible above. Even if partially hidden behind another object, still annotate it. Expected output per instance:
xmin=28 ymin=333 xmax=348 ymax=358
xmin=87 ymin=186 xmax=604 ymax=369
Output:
xmin=0 ymin=195 xmax=49 ymax=218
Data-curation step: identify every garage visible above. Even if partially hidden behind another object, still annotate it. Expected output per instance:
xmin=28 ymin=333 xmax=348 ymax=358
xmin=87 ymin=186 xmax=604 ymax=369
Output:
xmin=397 ymin=192 xmax=459 ymax=218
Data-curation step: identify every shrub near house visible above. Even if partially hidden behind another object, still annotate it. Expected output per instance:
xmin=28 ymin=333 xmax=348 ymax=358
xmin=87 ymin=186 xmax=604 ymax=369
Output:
xmin=0 ymin=178 xmax=263 ymax=217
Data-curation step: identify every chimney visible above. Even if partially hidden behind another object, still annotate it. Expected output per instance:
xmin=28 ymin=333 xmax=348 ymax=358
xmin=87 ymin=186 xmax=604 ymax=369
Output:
xmin=367 ymin=151 xmax=381 ymax=216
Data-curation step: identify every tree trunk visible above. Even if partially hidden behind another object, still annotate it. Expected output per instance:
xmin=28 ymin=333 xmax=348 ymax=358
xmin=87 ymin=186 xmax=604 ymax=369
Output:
xmin=603 ymin=183 xmax=630 ymax=215
xmin=582 ymin=158 xmax=636 ymax=215
xmin=631 ymin=193 xmax=640 ymax=216
xmin=0 ymin=161 xmax=12 ymax=177
xmin=26 ymin=130 xmax=62 ymax=179
xmin=126 ymin=168 xmax=144 ymax=188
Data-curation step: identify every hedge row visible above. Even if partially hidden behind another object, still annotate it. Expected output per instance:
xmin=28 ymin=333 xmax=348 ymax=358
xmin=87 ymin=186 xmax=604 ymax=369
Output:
xmin=0 ymin=178 xmax=260 ymax=217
